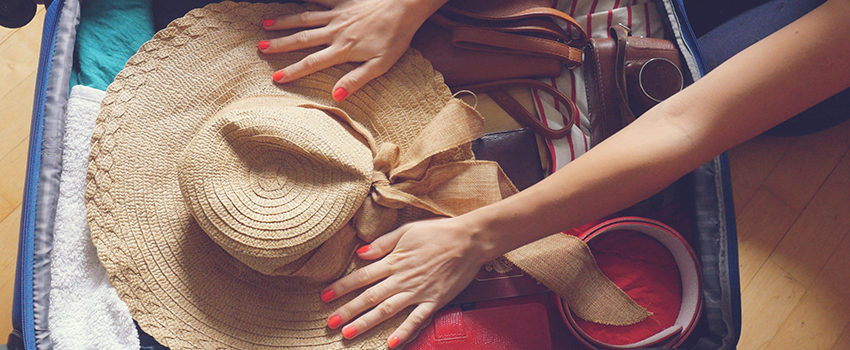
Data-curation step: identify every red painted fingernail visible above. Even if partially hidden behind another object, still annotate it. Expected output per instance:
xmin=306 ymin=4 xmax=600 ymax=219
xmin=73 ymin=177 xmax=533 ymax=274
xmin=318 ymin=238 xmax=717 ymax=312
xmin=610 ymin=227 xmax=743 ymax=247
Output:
xmin=388 ymin=336 xmax=400 ymax=348
xmin=356 ymin=245 xmax=371 ymax=255
xmin=272 ymin=71 xmax=285 ymax=82
xmin=332 ymin=87 xmax=348 ymax=101
xmin=343 ymin=325 xmax=357 ymax=339
xmin=263 ymin=19 xmax=275 ymax=27
xmin=327 ymin=315 xmax=342 ymax=329
xmin=321 ymin=289 xmax=335 ymax=302
xmin=258 ymin=40 xmax=270 ymax=50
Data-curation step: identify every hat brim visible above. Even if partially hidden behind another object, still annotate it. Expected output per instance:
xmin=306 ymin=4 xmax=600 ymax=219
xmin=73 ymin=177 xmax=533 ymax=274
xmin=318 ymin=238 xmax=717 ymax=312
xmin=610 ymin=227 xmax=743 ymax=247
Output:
xmin=86 ymin=2 xmax=454 ymax=348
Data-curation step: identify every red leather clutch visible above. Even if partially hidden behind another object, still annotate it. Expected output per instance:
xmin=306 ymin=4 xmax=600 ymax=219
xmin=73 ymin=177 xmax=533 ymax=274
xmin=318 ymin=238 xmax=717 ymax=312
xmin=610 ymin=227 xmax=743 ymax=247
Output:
xmin=406 ymin=298 xmax=553 ymax=350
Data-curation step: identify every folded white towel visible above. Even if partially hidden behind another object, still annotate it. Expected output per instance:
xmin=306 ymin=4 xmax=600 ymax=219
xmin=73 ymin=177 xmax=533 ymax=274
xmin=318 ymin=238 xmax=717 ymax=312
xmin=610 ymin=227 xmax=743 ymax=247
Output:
xmin=49 ymin=85 xmax=139 ymax=350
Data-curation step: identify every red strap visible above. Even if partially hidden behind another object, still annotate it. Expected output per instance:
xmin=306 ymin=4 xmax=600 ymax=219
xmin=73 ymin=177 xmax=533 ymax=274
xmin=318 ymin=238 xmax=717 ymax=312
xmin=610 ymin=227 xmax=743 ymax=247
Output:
xmin=563 ymin=217 xmax=704 ymax=349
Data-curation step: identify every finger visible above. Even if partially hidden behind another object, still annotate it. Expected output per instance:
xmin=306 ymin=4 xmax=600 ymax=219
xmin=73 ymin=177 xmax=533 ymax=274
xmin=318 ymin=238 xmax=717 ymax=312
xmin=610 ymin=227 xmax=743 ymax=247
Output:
xmin=260 ymin=27 xmax=331 ymax=54
xmin=328 ymin=283 xmax=400 ymax=332
xmin=331 ymin=57 xmax=397 ymax=101
xmin=322 ymin=259 xmax=392 ymax=302
xmin=263 ymin=10 xmax=334 ymax=31
xmin=386 ymin=303 xmax=438 ymax=347
xmin=337 ymin=292 xmax=418 ymax=339
xmin=273 ymin=47 xmax=342 ymax=84
xmin=355 ymin=223 xmax=409 ymax=260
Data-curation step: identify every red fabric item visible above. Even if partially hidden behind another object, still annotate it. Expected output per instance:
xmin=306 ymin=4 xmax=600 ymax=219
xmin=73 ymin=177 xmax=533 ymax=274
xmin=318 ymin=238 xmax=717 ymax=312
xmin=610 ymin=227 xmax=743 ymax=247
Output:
xmin=570 ymin=229 xmax=683 ymax=346
xmin=406 ymin=298 xmax=553 ymax=350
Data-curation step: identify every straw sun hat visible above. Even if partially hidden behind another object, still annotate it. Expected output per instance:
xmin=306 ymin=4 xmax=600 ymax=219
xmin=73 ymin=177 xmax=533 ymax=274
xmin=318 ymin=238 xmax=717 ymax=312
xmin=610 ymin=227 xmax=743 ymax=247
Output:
xmin=86 ymin=2 xmax=647 ymax=349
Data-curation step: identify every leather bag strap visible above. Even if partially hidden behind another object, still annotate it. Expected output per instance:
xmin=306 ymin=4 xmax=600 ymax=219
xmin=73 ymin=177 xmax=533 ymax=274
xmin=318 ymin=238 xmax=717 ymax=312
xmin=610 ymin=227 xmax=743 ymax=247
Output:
xmin=427 ymin=4 xmax=587 ymax=69
xmin=441 ymin=5 xmax=588 ymax=45
xmin=457 ymin=79 xmax=577 ymax=139
xmin=611 ymin=25 xmax=636 ymax=126
xmin=451 ymin=25 xmax=583 ymax=68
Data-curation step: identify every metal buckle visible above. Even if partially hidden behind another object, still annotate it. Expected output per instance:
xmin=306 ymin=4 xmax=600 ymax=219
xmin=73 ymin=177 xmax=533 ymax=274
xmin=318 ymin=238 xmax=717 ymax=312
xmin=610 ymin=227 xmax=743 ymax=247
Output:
xmin=616 ymin=23 xmax=633 ymax=36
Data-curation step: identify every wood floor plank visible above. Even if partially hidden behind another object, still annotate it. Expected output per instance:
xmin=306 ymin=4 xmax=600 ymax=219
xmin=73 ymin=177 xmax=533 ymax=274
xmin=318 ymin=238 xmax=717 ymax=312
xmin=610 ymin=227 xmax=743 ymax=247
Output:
xmin=765 ymin=233 xmax=850 ymax=350
xmin=0 ymin=71 xmax=37 ymax=160
xmin=831 ymin=322 xmax=850 ymax=350
xmin=0 ymin=195 xmax=13 ymax=225
xmin=0 ymin=206 xmax=22 ymax=340
xmin=0 ymin=7 xmax=44 ymax=46
xmin=728 ymin=134 xmax=794 ymax=217
xmin=738 ymin=259 xmax=808 ymax=350
xmin=0 ymin=8 xmax=41 ymax=342
xmin=0 ymin=138 xmax=29 ymax=211
xmin=762 ymin=119 xmax=850 ymax=212
xmin=736 ymin=187 xmax=798 ymax=291
xmin=769 ymin=149 xmax=850 ymax=288
xmin=0 ymin=27 xmax=16 ymax=47
xmin=0 ymin=10 xmax=44 ymax=102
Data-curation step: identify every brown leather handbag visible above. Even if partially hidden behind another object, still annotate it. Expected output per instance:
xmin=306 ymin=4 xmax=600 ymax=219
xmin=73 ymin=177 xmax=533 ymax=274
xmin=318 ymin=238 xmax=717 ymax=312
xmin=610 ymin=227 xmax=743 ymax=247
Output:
xmin=584 ymin=25 xmax=685 ymax=146
xmin=409 ymin=0 xmax=587 ymax=140
xmin=410 ymin=0 xmax=587 ymax=87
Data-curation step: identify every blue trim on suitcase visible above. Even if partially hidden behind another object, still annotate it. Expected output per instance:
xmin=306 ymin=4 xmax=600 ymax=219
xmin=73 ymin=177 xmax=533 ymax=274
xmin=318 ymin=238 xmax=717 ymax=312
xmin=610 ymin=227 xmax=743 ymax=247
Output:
xmin=14 ymin=1 xmax=64 ymax=349
xmin=675 ymin=0 xmax=742 ymax=343
xmin=667 ymin=1 xmax=741 ymax=348
xmin=672 ymin=0 xmax=707 ymax=76
xmin=718 ymin=152 xmax=743 ymax=347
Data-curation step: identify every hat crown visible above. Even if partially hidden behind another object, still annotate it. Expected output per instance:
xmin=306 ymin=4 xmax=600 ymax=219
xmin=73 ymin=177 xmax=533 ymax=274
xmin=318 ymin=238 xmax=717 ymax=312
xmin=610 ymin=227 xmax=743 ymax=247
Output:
xmin=178 ymin=97 xmax=373 ymax=276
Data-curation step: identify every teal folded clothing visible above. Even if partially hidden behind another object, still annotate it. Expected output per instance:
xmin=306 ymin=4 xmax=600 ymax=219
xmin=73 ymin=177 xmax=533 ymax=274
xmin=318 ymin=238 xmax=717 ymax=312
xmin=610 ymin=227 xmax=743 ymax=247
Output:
xmin=70 ymin=0 xmax=154 ymax=91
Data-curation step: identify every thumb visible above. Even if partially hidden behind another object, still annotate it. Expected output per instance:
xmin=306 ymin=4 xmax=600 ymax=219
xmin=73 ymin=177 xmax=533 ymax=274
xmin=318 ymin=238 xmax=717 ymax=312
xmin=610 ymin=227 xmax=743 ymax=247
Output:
xmin=355 ymin=223 xmax=409 ymax=260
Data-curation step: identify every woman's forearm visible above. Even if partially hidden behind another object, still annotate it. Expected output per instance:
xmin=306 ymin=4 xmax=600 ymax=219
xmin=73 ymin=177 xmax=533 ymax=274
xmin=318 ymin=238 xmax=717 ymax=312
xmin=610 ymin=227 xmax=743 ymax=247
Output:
xmin=464 ymin=0 xmax=850 ymax=262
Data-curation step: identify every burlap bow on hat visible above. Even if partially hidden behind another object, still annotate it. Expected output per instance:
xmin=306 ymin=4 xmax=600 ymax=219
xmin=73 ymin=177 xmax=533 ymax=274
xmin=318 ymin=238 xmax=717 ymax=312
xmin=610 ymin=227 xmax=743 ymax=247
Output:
xmin=86 ymin=2 xmax=647 ymax=349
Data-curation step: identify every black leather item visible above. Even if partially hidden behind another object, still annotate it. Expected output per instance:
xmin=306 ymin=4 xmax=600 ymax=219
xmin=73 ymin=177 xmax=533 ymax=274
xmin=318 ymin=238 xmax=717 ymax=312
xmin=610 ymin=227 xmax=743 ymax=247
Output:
xmin=471 ymin=128 xmax=544 ymax=191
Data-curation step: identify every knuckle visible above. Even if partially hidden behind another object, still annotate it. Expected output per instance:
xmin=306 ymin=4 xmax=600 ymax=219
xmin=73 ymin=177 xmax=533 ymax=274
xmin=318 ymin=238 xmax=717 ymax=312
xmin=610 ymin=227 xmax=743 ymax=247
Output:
xmin=363 ymin=288 xmax=380 ymax=305
xmin=294 ymin=31 xmax=311 ymax=46
xmin=302 ymin=54 xmax=321 ymax=70
xmin=336 ymin=282 xmax=347 ymax=295
xmin=354 ymin=268 xmax=371 ymax=284
xmin=345 ymin=75 xmax=362 ymax=91
xmin=339 ymin=34 xmax=358 ymax=48
xmin=378 ymin=301 xmax=395 ymax=318
xmin=298 ymin=11 xmax=313 ymax=24
xmin=329 ymin=32 xmax=356 ymax=52
xmin=337 ymin=305 xmax=352 ymax=319
xmin=406 ymin=312 xmax=426 ymax=327
xmin=383 ymin=254 xmax=402 ymax=267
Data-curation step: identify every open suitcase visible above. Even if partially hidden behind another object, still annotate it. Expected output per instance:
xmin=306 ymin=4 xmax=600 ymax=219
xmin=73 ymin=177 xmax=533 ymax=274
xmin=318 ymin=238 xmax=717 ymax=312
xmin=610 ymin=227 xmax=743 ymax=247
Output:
xmin=7 ymin=0 xmax=743 ymax=349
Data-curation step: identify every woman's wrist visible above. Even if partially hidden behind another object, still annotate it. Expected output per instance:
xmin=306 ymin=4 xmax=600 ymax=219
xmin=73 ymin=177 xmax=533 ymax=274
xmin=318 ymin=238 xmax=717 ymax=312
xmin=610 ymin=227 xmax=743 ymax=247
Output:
xmin=455 ymin=202 xmax=524 ymax=264
xmin=404 ymin=0 xmax=450 ymax=16
xmin=398 ymin=0 xmax=450 ymax=27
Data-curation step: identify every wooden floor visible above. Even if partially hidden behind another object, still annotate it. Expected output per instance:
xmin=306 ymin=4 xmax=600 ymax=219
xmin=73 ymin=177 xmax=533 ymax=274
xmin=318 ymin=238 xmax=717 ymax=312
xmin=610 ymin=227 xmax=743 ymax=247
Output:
xmin=1 ymin=5 xmax=849 ymax=349
xmin=1 ymin=5 xmax=46 ymax=342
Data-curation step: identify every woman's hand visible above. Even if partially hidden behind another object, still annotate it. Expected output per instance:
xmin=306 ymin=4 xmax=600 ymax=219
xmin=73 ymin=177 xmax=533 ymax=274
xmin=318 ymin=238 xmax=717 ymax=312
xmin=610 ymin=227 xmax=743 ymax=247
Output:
xmin=259 ymin=0 xmax=446 ymax=101
xmin=320 ymin=217 xmax=491 ymax=348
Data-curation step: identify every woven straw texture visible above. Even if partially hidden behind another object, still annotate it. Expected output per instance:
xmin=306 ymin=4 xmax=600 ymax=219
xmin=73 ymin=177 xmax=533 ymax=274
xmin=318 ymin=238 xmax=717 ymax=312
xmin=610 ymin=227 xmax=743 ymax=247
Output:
xmin=86 ymin=2 xmax=648 ymax=349
xmin=84 ymin=2 xmax=477 ymax=349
